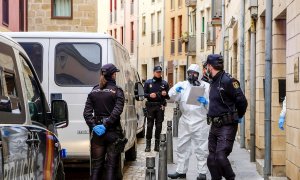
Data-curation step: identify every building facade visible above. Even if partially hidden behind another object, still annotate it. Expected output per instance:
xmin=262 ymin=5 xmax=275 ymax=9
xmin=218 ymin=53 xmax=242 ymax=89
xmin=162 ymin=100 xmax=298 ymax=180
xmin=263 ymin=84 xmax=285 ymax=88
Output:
xmin=99 ymin=0 xmax=139 ymax=69
xmin=0 ymin=0 xmax=27 ymax=32
xmin=27 ymin=0 xmax=98 ymax=32
xmin=138 ymin=0 xmax=164 ymax=81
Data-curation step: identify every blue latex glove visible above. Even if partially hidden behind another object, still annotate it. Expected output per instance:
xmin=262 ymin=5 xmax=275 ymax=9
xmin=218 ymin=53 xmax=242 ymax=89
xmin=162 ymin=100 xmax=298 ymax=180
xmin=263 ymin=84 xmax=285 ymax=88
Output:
xmin=197 ymin=96 xmax=208 ymax=105
xmin=176 ymin=86 xmax=184 ymax=93
xmin=278 ymin=116 xmax=285 ymax=130
xmin=93 ymin=125 xmax=106 ymax=136
xmin=237 ymin=118 xmax=243 ymax=123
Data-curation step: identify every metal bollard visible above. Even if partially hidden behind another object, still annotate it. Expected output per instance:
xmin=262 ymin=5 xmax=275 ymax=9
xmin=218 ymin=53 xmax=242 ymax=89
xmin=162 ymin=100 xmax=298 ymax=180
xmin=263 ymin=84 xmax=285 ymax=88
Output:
xmin=173 ymin=107 xmax=178 ymax=137
xmin=158 ymin=134 xmax=167 ymax=180
xmin=166 ymin=121 xmax=173 ymax=163
xmin=145 ymin=157 xmax=156 ymax=180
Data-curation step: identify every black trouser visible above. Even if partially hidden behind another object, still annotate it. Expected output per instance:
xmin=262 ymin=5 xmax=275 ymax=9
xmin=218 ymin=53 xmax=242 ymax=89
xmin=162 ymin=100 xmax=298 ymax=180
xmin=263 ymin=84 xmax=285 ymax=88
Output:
xmin=90 ymin=131 xmax=120 ymax=180
xmin=207 ymin=123 xmax=238 ymax=180
xmin=146 ymin=103 xmax=165 ymax=140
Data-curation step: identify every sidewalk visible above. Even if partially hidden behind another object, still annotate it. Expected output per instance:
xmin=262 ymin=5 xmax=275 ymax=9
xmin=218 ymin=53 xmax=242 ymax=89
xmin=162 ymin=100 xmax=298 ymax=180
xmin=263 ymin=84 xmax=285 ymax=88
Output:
xmin=123 ymin=103 xmax=264 ymax=180
xmin=167 ymin=137 xmax=263 ymax=180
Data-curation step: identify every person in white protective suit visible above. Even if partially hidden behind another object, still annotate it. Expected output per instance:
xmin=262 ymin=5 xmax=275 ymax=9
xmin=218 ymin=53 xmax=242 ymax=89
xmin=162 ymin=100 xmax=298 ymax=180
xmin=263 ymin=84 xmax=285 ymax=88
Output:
xmin=167 ymin=64 xmax=210 ymax=180
xmin=278 ymin=96 xmax=286 ymax=130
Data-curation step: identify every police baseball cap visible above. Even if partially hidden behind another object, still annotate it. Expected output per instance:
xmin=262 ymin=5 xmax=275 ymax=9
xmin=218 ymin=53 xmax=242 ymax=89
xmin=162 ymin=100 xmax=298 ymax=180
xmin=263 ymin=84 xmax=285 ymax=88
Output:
xmin=207 ymin=54 xmax=224 ymax=67
xmin=153 ymin=66 xmax=162 ymax=72
xmin=101 ymin=63 xmax=120 ymax=76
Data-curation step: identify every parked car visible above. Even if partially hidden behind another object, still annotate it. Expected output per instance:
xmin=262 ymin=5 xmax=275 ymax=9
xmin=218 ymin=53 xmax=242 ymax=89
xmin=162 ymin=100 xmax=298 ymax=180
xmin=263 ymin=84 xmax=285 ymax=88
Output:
xmin=0 ymin=33 xmax=69 ymax=179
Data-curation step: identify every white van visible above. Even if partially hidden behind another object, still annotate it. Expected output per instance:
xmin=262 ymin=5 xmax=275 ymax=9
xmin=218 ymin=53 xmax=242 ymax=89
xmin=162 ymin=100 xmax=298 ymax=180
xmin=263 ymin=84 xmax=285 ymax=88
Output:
xmin=4 ymin=32 xmax=145 ymax=166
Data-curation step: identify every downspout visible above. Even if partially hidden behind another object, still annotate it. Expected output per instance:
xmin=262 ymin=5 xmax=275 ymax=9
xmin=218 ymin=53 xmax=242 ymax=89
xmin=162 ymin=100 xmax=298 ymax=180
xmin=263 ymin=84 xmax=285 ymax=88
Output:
xmin=221 ymin=0 xmax=225 ymax=56
xmin=264 ymin=0 xmax=273 ymax=178
xmin=162 ymin=0 xmax=166 ymax=79
xmin=239 ymin=0 xmax=246 ymax=148
xmin=26 ymin=0 xmax=28 ymax=31
xmin=250 ymin=17 xmax=257 ymax=162
xmin=186 ymin=7 xmax=190 ymax=68
xmin=136 ymin=0 xmax=139 ymax=71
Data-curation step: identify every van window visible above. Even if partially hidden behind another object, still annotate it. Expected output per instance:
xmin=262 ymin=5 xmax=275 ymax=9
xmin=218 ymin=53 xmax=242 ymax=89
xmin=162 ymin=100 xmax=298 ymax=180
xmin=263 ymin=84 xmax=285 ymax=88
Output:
xmin=0 ymin=42 xmax=24 ymax=123
xmin=55 ymin=43 xmax=102 ymax=86
xmin=19 ymin=55 xmax=45 ymax=126
xmin=19 ymin=43 xmax=43 ymax=82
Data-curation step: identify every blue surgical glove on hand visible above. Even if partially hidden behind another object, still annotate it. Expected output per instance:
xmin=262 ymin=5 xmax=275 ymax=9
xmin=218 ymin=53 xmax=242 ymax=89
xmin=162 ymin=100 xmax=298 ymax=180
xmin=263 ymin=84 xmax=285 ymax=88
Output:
xmin=93 ymin=125 xmax=106 ymax=136
xmin=176 ymin=86 xmax=184 ymax=93
xmin=197 ymin=96 xmax=208 ymax=105
xmin=238 ymin=118 xmax=243 ymax=123
xmin=278 ymin=116 xmax=285 ymax=130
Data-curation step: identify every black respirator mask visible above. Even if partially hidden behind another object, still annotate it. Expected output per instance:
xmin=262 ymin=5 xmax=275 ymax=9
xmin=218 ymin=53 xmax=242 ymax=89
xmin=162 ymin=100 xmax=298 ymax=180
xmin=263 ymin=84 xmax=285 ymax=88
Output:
xmin=187 ymin=71 xmax=200 ymax=86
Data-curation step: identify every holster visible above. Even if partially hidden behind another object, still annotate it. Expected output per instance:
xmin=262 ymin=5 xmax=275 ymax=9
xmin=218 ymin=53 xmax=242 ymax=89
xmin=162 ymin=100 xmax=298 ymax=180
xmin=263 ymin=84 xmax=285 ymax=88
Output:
xmin=112 ymin=137 xmax=128 ymax=153
xmin=207 ymin=112 xmax=239 ymax=127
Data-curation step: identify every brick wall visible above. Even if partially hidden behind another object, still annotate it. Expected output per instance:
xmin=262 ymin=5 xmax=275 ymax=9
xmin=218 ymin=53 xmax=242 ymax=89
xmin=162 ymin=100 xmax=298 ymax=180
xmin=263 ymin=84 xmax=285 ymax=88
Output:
xmin=28 ymin=0 xmax=97 ymax=32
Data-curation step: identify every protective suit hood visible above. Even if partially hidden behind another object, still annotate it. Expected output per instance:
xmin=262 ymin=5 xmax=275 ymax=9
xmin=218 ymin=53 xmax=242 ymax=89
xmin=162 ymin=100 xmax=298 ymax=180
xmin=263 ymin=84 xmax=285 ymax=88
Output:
xmin=187 ymin=64 xmax=201 ymax=74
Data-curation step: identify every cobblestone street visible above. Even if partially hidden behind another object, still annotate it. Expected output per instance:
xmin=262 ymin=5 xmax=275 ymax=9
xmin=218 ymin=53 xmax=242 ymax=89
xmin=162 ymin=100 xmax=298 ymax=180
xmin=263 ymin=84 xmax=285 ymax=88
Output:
xmin=123 ymin=103 xmax=175 ymax=180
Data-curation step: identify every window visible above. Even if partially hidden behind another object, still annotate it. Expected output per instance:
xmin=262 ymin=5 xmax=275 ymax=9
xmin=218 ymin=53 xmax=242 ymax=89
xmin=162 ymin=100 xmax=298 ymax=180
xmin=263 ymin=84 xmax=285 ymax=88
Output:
xmin=19 ymin=0 xmax=25 ymax=31
xmin=121 ymin=26 xmax=124 ymax=44
xmin=114 ymin=29 xmax=117 ymax=39
xmin=20 ymin=55 xmax=45 ymax=126
xmin=157 ymin=11 xmax=161 ymax=43
xmin=171 ymin=18 xmax=175 ymax=40
xmin=55 ymin=43 xmax=102 ymax=86
xmin=178 ymin=15 xmax=182 ymax=37
xmin=2 ymin=0 xmax=9 ymax=25
xmin=51 ymin=0 xmax=73 ymax=19
xmin=152 ymin=0 xmax=155 ymax=3
xmin=142 ymin=16 xmax=146 ymax=35
xmin=121 ymin=0 xmax=124 ymax=9
xmin=178 ymin=0 xmax=182 ymax=7
xmin=0 ymin=42 xmax=24 ymax=123
xmin=19 ymin=43 xmax=43 ymax=82
xmin=202 ymin=16 xmax=205 ymax=32
xmin=171 ymin=0 xmax=175 ymax=10
xmin=130 ymin=22 xmax=134 ymax=53
xmin=151 ymin=13 xmax=155 ymax=45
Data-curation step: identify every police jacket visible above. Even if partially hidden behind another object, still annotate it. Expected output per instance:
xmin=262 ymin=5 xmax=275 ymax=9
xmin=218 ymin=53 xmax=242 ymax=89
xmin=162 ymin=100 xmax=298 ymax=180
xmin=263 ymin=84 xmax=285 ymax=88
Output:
xmin=208 ymin=71 xmax=248 ymax=118
xmin=83 ymin=81 xmax=125 ymax=129
xmin=144 ymin=77 xmax=170 ymax=103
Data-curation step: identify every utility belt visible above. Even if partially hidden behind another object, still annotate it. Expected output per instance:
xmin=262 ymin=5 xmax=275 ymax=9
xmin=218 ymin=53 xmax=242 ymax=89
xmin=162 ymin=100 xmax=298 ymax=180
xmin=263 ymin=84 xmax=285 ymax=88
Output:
xmin=93 ymin=116 xmax=127 ymax=153
xmin=207 ymin=112 xmax=238 ymax=127
xmin=146 ymin=101 xmax=166 ymax=107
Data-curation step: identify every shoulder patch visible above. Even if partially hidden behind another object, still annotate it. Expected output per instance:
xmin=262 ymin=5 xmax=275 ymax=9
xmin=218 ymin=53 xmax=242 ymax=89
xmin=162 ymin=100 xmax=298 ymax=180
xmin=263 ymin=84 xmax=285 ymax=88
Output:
xmin=232 ymin=80 xmax=240 ymax=89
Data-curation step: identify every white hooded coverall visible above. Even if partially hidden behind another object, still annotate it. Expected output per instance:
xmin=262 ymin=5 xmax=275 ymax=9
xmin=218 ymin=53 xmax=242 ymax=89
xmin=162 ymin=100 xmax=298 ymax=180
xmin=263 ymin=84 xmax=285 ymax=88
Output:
xmin=168 ymin=64 xmax=210 ymax=174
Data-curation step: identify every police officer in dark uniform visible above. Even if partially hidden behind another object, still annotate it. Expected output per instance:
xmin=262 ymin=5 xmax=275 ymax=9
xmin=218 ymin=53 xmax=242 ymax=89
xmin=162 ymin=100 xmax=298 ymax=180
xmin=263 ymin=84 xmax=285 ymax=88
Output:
xmin=83 ymin=63 xmax=126 ymax=180
xmin=144 ymin=66 xmax=170 ymax=152
xmin=205 ymin=54 xmax=248 ymax=180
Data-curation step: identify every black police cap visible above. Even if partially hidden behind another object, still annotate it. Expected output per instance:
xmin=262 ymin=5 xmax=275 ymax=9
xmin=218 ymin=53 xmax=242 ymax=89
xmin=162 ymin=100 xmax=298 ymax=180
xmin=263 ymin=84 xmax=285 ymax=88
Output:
xmin=153 ymin=66 xmax=162 ymax=72
xmin=101 ymin=63 xmax=120 ymax=76
xmin=207 ymin=54 xmax=224 ymax=66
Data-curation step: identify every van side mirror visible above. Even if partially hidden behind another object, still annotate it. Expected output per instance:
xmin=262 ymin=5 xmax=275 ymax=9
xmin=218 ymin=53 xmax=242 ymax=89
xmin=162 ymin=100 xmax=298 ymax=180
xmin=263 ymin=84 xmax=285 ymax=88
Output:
xmin=51 ymin=100 xmax=69 ymax=128
xmin=134 ymin=82 xmax=145 ymax=101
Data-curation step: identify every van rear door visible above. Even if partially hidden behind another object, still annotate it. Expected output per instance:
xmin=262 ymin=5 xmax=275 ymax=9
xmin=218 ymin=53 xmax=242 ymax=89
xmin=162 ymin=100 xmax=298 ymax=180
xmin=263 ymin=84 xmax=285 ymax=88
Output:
xmin=48 ymin=38 xmax=107 ymax=158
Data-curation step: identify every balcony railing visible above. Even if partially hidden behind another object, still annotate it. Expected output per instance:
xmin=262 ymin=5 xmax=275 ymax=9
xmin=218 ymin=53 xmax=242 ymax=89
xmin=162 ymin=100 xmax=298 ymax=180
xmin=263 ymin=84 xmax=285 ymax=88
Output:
xmin=130 ymin=40 xmax=134 ymax=54
xmin=187 ymin=35 xmax=196 ymax=55
xmin=171 ymin=39 xmax=175 ymax=55
xmin=130 ymin=2 xmax=134 ymax=15
xmin=157 ymin=30 xmax=161 ymax=44
xmin=151 ymin=31 xmax=155 ymax=45
xmin=185 ymin=0 xmax=196 ymax=7
xmin=178 ymin=38 xmax=182 ymax=53
xmin=201 ymin=32 xmax=205 ymax=50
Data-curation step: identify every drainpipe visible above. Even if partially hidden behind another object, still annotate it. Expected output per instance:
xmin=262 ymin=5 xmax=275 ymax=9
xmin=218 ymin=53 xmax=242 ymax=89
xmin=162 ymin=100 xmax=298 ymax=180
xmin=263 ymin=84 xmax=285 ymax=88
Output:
xmin=250 ymin=17 xmax=257 ymax=162
xmin=264 ymin=0 xmax=273 ymax=178
xmin=162 ymin=0 xmax=166 ymax=79
xmin=136 ymin=0 xmax=139 ymax=71
xmin=186 ymin=7 xmax=190 ymax=68
xmin=239 ymin=0 xmax=246 ymax=148
xmin=221 ymin=0 xmax=225 ymax=56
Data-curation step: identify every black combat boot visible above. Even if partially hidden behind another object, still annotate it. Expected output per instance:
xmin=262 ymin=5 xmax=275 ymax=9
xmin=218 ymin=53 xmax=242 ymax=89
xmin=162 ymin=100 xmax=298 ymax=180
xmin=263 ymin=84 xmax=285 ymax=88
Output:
xmin=197 ymin=173 xmax=207 ymax=180
xmin=154 ymin=139 xmax=160 ymax=152
xmin=145 ymin=139 xmax=151 ymax=152
xmin=167 ymin=172 xmax=186 ymax=179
